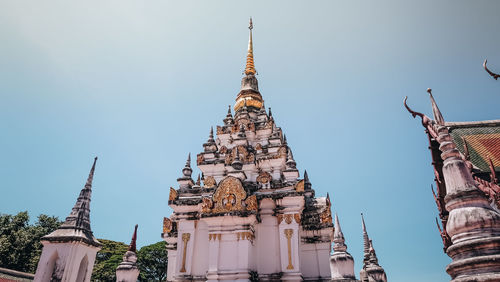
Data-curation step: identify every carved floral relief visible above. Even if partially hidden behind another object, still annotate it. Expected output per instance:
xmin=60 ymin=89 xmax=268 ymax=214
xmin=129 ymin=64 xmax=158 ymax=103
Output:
xmin=169 ymin=187 xmax=178 ymax=201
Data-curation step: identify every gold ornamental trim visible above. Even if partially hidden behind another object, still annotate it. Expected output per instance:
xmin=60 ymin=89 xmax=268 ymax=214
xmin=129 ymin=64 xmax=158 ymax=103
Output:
xmin=163 ymin=217 xmax=172 ymax=234
xmin=169 ymin=187 xmax=178 ymax=201
xmin=295 ymin=180 xmax=305 ymax=192
xmin=212 ymin=176 xmax=247 ymax=213
xmin=285 ymin=229 xmax=294 ymax=270
xmin=204 ymin=176 xmax=216 ymax=188
xmin=180 ymin=233 xmax=191 ymax=273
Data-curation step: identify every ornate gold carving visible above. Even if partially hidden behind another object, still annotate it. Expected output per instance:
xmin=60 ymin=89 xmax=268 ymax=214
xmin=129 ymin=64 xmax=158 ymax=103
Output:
xmin=201 ymin=197 xmax=213 ymax=213
xmin=285 ymin=229 xmax=294 ymax=270
xmin=320 ymin=207 xmax=333 ymax=224
xmin=278 ymin=146 xmax=287 ymax=157
xmin=216 ymin=126 xmax=224 ymax=135
xmin=245 ymin=195 xmax=258 ymax=211
xmin=257 ymin=171 xmax=272 ymax=184
xmin=219 ymin=146 xmax=228 ymax=154
xmin=163 ymin=217 xmax=172 ymax=234
xmin=265 ymin=119 xmax=274 ymax=129
xmin=169 ymin=187 xmax=178 ymax=201
xmin=212 ymin=177 xmax=247 ymax=213
xmin=209 ymin=234 xmax=221 ymax=241
xmin=285 ymin=214 xmax=293 ymax=224
xmin=236 ymin=231 xmax=254 ymax=241
xmin=277 ymin=214 xmax=284 ymax=224
xmin=295 ymin=180 xmax=305 ymax=192
xmin=197 ymin=154 xmax=204 ymax=165
xmin=204 ymin=176 xmax=216 ymax=188
xmin=294 ymin=213 xmax=301 ymax=224
xmin=180 ymin=233 xmax=191 ymax=272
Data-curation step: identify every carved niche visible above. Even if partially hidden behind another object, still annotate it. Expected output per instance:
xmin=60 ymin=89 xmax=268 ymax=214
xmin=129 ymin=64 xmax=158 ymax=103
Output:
xmin=212 ymin=176 xmax=247 ymax=213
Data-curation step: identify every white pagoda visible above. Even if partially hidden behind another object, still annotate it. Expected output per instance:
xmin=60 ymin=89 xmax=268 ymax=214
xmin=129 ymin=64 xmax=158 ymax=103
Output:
xmin=162 ymin=19 xmax=386 ymax=282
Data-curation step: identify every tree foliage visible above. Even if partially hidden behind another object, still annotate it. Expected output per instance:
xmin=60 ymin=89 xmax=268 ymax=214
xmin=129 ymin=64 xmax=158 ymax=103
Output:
xmin=137 ymin=241 xmax=168 ymax=281
xmin=0 ymin=212 xmax=168 ymax=281
xmin=91 ymin=239 xmax=129 ymax=281
xmin=0 ymin=211 xmax=62 ymax=273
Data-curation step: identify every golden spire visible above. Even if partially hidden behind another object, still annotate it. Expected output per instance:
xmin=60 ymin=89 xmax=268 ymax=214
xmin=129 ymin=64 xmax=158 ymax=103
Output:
xmin=244 ymin=17 xmax=256 ymax=75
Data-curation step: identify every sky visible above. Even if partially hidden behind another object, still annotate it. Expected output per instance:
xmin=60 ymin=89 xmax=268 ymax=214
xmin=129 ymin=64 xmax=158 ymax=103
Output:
xmin=1 ymin=1 xmax=500 ymax=281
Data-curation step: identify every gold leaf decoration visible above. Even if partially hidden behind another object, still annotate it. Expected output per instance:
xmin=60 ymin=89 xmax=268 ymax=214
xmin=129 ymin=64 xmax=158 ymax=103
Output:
xmin=169 ymin=187 xmax=178 ymax=201
xmin=295 ymin=180 xmax=305 ymax=192
xmin=245 ymin=195 xmax=258 ymax=211
xmin=204 ymin=176 xmax=216 ymax=188
xmin=212 ymin=176 xmax=247 ymax=213
xmin=163 ymin=217 xmax=172 ymax=233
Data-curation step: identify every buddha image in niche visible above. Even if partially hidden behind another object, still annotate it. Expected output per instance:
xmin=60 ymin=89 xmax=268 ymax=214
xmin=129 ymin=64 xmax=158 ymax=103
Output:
xmin=223 ymin=193 xmax=236 ymax=209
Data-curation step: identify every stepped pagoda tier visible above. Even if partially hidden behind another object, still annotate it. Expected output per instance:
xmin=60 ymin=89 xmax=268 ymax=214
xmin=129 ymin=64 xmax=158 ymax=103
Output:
xmin=162 ymin=19 xmax=334 ymax=282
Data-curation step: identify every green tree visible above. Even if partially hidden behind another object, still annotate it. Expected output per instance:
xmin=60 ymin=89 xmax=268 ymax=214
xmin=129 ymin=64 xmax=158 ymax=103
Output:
xmin=91 ymin=239 xmax=129 ymax=281
xmin=137 ymin=241 xmax=167 ymax=281
xmin=0 ymin=211 xmax=62 ymax=273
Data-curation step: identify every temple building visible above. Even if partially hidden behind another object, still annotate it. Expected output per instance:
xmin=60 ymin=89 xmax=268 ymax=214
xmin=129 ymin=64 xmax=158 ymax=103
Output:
xmin=34 ymin=158 xmax=101 ymax=282
xmin=162 ymin=19 xmax=387 ymax=282
xmin=405 ymin=87 xmax=500 ymax=281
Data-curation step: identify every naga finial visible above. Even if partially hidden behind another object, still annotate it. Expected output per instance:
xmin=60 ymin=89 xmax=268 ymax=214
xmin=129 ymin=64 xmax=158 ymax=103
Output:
xmin=484 ymin=59 xmax=500 ymax=80
xmin=404 ymin=96 xmax=439 ymax=138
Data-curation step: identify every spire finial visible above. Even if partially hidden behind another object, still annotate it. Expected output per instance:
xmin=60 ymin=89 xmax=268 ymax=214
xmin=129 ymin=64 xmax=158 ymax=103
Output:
xmin=427 ymin=88 xmax=445 ymax=126
xmin=85 ymin=157 xmax=98 ymax=188
xmin=244 ymin=17 xmax=256 ymax=76
xmin=361 ymin=213 xmax=370 ymax=259
xmin=128 ymin=224 xmax=138 ymax=252
xmin=333 ymin=212 xmax=347 ymax=252
xmin=186 ymin=153 xmax=191 ymax=168
xmin=182 ymin=153 xmax=193 ymax=178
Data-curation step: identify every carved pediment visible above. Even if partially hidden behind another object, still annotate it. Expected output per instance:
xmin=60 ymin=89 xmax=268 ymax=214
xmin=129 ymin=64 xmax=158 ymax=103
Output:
xmin=212 ymin=176 xmax=247 ymax=213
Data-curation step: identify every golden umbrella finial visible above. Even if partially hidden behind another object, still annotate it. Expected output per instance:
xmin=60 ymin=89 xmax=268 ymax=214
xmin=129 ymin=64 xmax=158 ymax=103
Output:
xmin=244 ymin=17 xmax=256 ymax=75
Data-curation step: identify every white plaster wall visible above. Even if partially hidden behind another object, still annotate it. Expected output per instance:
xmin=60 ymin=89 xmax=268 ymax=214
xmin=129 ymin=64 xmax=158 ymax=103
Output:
xmin=256 ymin=199 xmax=280 ymax=274
xmin=34 ymin=242 xmax=98 ymax=282
xmin=300 ymin=243 xmax=320 ymax=278
xmin=191 ymin=221 xmax=209 ymax=277
xmin=219 ymin=234 xmax=238 ymax=271
xmin=176 ymin=220 xmax=196 ymax=275
xmin=166 ymin=249 xmax=177 ymax=281
xmin=316 ymin=242 xmax=332 ymax=278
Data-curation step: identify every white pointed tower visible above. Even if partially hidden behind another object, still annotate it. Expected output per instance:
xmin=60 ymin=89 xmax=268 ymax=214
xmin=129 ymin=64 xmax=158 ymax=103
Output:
xmin=330 ymin=213 xmax=357 ymax=281
xmin=359 ymin=214 xmax=387 ymax=282
xmin=116 ymin=225 xmax=140 ymax=282
xmin=34 ymin=157 xmax=102 ymax=282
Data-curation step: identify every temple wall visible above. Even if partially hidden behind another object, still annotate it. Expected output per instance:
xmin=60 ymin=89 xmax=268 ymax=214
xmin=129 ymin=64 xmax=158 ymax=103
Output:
xmin=34 ymin=242 xmax=98 ymax=282
xmin=191 ymin=221 xmax=209 ymax=277
xmin=255 ymin=213 xmax=281 ymax=274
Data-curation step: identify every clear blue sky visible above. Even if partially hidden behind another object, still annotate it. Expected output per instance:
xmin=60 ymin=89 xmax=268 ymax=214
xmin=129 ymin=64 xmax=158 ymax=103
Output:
xmin=1 ymin=1 xmax=500 ymax=281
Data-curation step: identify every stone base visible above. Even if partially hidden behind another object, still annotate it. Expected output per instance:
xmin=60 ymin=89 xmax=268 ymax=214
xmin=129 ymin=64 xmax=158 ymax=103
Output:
xmin=206 ymin=270 xmax=251 ymax=281
xmin=281 ymin=272 xmax=303 ymax=281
